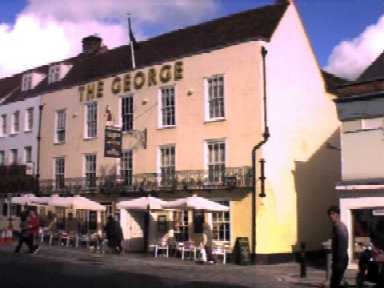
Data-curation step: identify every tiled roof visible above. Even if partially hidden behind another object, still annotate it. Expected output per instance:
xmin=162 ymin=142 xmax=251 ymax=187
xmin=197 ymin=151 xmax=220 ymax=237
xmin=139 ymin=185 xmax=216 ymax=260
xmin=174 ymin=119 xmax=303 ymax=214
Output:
xmin=321 ymin=70 xmax=350 ymax=93
xmin=358 ymin=51 xmax=384 ymax=82
xmin=0 ymin=2 xmax=288 ymax=104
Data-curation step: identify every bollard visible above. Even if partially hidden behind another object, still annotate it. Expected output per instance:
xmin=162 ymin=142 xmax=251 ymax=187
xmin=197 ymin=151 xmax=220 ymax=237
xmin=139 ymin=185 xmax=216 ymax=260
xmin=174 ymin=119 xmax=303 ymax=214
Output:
xmin=299 ymin=241 xmax=307 ymax=278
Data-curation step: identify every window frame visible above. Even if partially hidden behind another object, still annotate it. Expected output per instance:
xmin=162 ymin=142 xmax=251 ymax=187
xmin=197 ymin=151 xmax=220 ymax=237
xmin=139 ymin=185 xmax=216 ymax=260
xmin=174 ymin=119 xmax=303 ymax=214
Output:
xmin=55 ymin=157 xmax=65 ymax=190
xmin=85 ymin=102 xmax=97 ymax=139
xmin=21 ymin=74 xmax=33 ymax=91
xmin=10 ymin=149 xmax=18 ymax=165
xmin=48 ymin=65 xmax=61 ymax=84
xmin=25 ymin=107 xmax=34 ymax=132
xmin=84 ymin=154 xmax=97 ymax=188
xmin=205 ymin=139 xmax=226 ymax=184
xmin=24 ymin=146 xmax=32 ymax=163
xmin=0 ymin=151 xmax=4 ymax=165
xmin=159 ymin=145 xmax=176 ymax=186
xmin=212 ymin=201 xmax=230 ymax=242
xmin=1 ymin=114 xmax=7 ymax=137
xmin=12 ymin=111 xmax=20 ymax=134
xmin=204 ymin=74 xmax=225 ymax=122
xmin=121 ymin=96 xmax=133 ymax=132
xmin=159 ymin=86 xmax=176 ymax=128
xmin=120 ymin=150 xmax=133 ymax=186
xmin=55 ymin=109 xmax=66 ymax=143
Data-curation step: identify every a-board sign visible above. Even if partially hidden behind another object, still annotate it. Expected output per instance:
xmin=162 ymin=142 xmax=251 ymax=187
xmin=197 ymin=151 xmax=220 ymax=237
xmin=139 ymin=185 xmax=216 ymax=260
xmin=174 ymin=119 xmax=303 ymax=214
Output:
xmin=104 ymin=126 xmax=122 ymax=158
xmin=234 ymin=237 xmax=251 ymax=265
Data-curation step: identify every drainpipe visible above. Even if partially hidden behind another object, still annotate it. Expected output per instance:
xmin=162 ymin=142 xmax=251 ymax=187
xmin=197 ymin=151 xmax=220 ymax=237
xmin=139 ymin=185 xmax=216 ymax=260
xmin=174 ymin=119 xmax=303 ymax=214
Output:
xmin=35 ymin=104 xmax=44 ymax=196
xmin=251 ymin=46 xmax=270 ymax=262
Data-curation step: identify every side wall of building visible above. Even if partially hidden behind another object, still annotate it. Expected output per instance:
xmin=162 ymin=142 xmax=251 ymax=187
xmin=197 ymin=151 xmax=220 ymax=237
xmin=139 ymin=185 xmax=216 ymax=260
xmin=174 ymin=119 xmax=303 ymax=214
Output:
xmin=258 ymin=3 xmax=340 ymax=254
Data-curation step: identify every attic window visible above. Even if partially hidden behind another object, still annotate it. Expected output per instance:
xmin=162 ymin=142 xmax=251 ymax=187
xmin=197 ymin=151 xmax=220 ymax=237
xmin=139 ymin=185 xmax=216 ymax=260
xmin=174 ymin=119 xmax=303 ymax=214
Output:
xmin=48 ymin=65 xmax=61 ymax=84
xmin=21 ymin=74 xmax=33 ymax=91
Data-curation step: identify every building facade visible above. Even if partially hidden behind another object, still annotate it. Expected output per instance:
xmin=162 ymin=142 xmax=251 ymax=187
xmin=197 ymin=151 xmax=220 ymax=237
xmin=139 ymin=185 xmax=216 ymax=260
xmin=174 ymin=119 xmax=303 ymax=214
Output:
xmin=335 ymin=52 xmax=384 ymax=261
xmin=1 ymin=1 xmax=340 ymax=261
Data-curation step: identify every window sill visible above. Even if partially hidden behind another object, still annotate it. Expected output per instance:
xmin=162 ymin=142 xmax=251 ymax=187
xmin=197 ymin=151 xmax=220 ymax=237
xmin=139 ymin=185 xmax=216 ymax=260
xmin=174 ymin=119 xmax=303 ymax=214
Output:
xmin=204 ymin=118 xmax=226 ymax=124
xmin=9 ymin=132 xmax=20 ymax=137
xmin=83 ymin=137 xmax=97 ymax=141
xmin=157 ymin=125 xmax=176 ymax=130
xmin=24 ymin=129 xmax=32 ymax=134
xmin=54 ymin=141 xmax=66 ymax=145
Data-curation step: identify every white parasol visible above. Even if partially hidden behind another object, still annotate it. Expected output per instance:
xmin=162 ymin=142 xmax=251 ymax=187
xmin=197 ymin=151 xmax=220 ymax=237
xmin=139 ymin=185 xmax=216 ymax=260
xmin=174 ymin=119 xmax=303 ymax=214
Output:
xmin=116 ymin=196 xmax=166 ymax=210
xmin=162 ymin=195 xmax=229 ymax=211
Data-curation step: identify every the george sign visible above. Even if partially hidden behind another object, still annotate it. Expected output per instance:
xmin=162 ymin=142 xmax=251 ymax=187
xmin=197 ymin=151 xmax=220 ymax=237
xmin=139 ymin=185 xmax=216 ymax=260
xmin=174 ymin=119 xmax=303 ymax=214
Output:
xmin=104 ymin=126 xmax=122 ymax=158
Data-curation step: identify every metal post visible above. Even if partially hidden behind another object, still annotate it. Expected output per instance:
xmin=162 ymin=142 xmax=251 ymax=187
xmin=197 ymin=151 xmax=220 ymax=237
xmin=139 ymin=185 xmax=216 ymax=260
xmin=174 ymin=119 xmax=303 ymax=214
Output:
xmin=7 ymin=193 xmax=12 ymax=229
xmin=36 ymin=104 xmax=44 ymax=195
xmin=299 ymin=241 xmax=307 ymax=278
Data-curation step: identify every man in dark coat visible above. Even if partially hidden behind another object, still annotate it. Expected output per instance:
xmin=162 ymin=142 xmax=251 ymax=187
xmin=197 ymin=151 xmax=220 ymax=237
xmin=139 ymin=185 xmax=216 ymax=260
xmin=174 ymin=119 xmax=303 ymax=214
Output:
xmin=327 ymin=206 xmax=349 ymax=288
xmin=104 ymin=216 xmax=123 ymax=254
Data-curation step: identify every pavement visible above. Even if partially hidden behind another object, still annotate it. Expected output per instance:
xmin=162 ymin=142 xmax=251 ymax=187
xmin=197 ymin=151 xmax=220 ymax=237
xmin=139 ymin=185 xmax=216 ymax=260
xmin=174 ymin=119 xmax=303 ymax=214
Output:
xmin=0 ymin=241 xmax=358 ymax=288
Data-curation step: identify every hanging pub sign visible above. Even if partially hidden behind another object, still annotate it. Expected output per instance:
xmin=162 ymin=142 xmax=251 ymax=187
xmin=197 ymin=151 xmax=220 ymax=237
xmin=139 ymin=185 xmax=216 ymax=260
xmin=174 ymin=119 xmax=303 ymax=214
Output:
xmin=104 ymin=126 xmax=122 ymax=158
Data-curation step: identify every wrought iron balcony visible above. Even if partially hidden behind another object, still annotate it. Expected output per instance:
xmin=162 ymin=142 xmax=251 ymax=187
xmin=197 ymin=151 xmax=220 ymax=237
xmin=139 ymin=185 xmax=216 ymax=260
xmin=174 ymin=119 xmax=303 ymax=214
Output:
xmin=39 ymin=166 xmax=253 ymax=195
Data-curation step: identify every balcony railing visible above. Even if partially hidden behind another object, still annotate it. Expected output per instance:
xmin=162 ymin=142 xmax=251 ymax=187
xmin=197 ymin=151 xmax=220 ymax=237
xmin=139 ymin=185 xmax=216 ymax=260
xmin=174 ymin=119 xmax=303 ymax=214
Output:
xmin=39 ymin=166 xmax=253 ymax=195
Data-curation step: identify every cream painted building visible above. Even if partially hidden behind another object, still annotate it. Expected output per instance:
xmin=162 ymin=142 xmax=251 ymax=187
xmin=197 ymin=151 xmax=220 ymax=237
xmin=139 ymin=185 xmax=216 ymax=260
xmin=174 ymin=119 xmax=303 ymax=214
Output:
xmin=335 ymin=52 xmax=384 ymax=261
xmin=6 ymin=1 xmax=341 ymax=262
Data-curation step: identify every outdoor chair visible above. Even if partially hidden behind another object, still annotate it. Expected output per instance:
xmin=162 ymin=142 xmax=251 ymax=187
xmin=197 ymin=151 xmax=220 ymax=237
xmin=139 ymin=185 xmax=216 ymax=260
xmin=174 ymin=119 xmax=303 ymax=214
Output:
xmin=212 ymin=243 xmax=230 ymax=264
xmin=154 ymin=239 xmax=169 ymax=258
xmin=178 ymin=241 xmax=197 ymax=260
xmin=78 ymin=234 xmax=90 ymax=249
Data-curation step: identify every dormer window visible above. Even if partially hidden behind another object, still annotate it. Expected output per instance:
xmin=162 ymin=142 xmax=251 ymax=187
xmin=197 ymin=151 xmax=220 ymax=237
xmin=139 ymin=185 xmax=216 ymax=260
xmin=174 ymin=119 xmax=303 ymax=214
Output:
xmin=21 ymin=72 xmax=45 ymax=91
xmin=21 ymin=74 xmax=33 ymax=91
xmin=48 ymin=65 xmax=61 ymax=84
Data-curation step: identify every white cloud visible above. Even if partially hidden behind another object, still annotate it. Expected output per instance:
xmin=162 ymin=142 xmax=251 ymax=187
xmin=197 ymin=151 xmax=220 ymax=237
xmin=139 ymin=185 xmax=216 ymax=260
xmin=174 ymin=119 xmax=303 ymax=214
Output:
xmin=0 ymin=0 xmax=218 ymax=78
xmin=325 ymin=15 xmax=384 ymax=80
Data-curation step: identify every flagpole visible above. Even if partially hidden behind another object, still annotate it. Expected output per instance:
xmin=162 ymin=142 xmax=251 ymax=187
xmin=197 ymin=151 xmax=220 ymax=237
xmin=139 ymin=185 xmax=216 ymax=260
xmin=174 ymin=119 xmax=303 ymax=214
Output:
xmin=128 ymin=15 xmax=136 ymax=70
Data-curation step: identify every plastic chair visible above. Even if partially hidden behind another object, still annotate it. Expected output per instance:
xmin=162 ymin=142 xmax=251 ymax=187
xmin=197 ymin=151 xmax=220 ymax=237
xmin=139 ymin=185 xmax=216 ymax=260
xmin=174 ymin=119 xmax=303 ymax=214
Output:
xmin=179 ymin=241 xmax=196 ymax=260
xmin=154 ymin=239 xmax=169 ymax=257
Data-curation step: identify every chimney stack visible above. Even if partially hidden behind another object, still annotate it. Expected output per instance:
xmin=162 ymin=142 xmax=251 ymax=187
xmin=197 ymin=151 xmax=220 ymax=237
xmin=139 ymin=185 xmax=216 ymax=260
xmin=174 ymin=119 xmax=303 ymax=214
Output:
xmin=82 ymin=34 xmax=102 ymax=54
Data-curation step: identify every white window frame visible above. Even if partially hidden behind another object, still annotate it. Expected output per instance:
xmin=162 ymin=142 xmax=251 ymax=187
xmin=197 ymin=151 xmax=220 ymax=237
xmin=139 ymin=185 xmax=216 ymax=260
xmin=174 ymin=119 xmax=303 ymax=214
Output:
xmin=84 ymin=154 xmax=97 ymax=188
xmin=21 ymin=74 xmax=33 ymax=91
xmin=0 ymin=114 xmax=7 ymax=137
xmin=24 ymin=146 xmax=32 ymax=163
xmin=0 ymin=151 xmax=4 ymax=165
xmin=120 ymin=150 xmax=133 ymax=186
xmin=12 ymin=111 xmax=20 ymax=134
xmin=85 ymin=102 xmax=97 ymax=139
xmin=204 ymin=74 xmax=225 ymax=122
xmin=25 ymin=107 xmax=34 ymax=132
xmin=212 ymin=201 xmax=231 ymax=242
xmin=158 ymin=86 xmax=176 ymax=128
xmin=55 ymin=157 xmax=65 ymax=189
xmin=362 ymin=117 xmax=383 ymax=130
xmin=10 ymin=149 xmax=18 ymax=165
xmin=48 ymin=65 xmax=61 ymax=84
xmin=55 ymin=109 xmax=66 ymax=143
xmin=158 ymin=144 xmax=176 ymax=185
xmin=204 ymin=139 xmax=226 ymax=184
xmin=121 ymin=96 xmax=133 ymax=132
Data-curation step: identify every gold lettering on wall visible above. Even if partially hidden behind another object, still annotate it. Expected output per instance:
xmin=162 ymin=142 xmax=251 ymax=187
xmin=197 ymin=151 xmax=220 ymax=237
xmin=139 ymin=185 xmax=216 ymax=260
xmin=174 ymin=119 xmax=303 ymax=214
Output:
xmin=80 ymin=61 xmax=184 ymax=102
xmin=79 ymin=86 xmax=85 ymax=102
xmin=148 ymin=68 xmax=157 ymax=86
xmin=134 ymin=71 xmax=145 ymax=89
xmin=97 ymin=81 xmax=104 ymax=98
xmin=160 ymin=65 xmax=172 ymax=83
xmin=174 ymin=61 xmax=183 ymax=81
xmin=111 ymin=77 xmax=121 ymax=94
xmin=123 ymin=73 xmax=131 ymax=92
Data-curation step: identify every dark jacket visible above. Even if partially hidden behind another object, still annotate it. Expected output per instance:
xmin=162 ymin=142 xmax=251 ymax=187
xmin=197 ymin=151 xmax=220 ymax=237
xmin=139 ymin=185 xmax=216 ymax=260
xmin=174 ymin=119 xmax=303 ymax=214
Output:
xmin=104 ymin=219 xmax=123 ymax=242
xmin=332 ymin=221 xmax=349 ymax=263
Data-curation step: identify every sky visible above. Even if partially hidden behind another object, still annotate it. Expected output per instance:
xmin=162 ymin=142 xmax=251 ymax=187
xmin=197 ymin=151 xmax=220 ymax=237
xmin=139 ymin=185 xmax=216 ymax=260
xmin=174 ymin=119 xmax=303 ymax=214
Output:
xmin=0 ymin=0 xmax=383 ymax=80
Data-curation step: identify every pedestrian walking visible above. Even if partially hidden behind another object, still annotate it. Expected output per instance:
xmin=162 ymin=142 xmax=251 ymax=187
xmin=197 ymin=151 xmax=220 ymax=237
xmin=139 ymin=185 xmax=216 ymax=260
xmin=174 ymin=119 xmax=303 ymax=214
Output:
xmin=27 ymin=210 xmax=40 ymax=253
xmin=104 ymin=215 xmax=123 ymax=254
xmin=327 ymin=206 xmax=348 ymax=288
xmin=14 ymin=210 xmax=35 ymax=253
xmin=203 ymin=221 xmax=215 ymax=264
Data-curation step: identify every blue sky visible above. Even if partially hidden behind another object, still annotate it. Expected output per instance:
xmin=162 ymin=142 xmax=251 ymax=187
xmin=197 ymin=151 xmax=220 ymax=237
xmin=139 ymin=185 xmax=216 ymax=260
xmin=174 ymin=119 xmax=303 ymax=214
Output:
xmin=0 ymin=0 xmax=383 ymax=79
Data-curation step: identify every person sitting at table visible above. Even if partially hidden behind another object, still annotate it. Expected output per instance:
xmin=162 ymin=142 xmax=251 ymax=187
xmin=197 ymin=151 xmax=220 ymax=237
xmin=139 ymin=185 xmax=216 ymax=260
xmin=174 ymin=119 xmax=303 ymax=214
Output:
xmin=65 ymin=213 xmax=79 ymax=234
